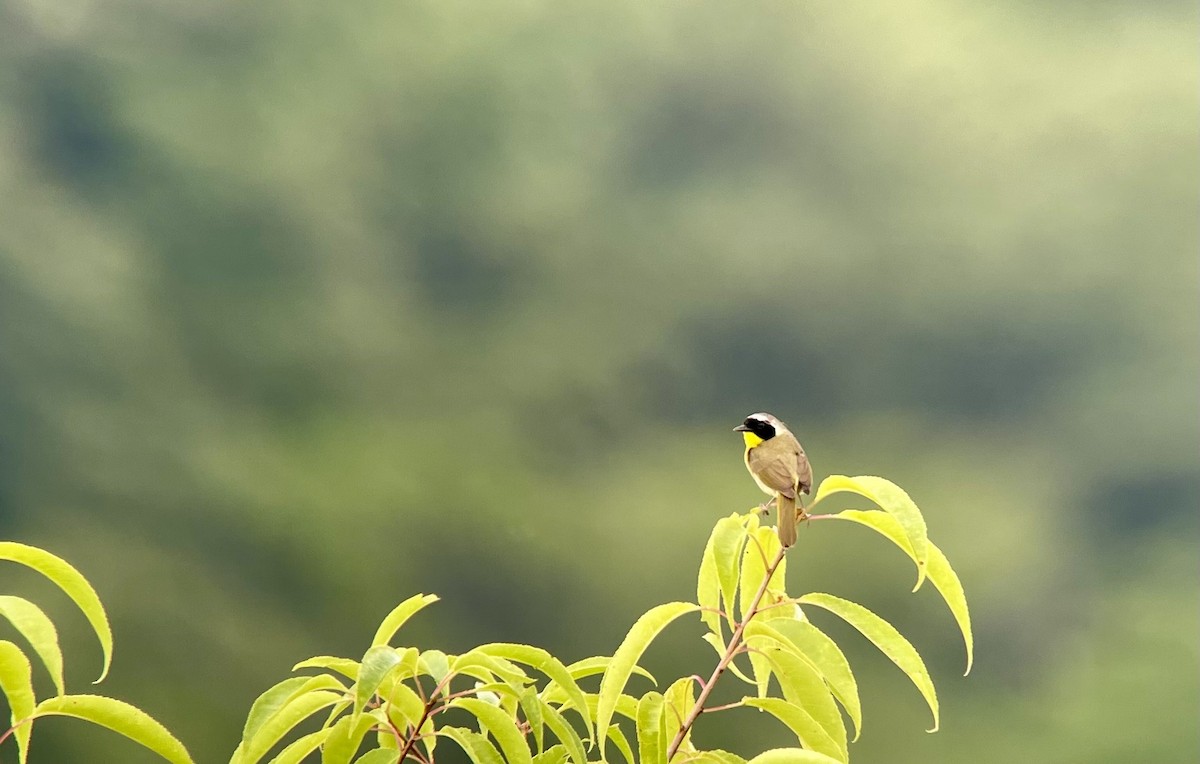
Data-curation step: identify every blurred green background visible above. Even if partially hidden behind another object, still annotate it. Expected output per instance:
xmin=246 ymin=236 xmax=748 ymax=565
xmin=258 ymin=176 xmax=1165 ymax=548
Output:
xmin=1 ymin=1 xmax=1197 ymax=762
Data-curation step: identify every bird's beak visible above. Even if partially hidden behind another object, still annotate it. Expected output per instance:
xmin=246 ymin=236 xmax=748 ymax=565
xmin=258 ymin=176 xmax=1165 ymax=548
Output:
xmin=733 ymin=424 xmax=751 ymax=432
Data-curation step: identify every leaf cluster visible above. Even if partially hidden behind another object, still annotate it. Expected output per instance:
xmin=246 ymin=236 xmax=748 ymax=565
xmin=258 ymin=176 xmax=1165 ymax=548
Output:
xmin=225 ymin=475 xmax=970 ymax=764
xmin=230 ymin=592 xmax=615 ymax=764
xmin=1 ymin=474 xmax=970 ymax=764
xmin=0 ymin=542 xmax=193 ymax=763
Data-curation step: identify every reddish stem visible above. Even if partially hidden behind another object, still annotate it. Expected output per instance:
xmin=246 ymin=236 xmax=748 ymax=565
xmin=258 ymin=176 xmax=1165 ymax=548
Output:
xmin=665 ymin=545 xmax=787 ymax=761
xmin=398 ymin=672 xmax=456 ymax=763
xmin=0 ymin=717 xmax=34 ymax=749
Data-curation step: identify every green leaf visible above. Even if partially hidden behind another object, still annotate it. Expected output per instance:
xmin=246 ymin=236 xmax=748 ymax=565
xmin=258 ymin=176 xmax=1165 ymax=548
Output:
xmin=32 ymin=694 xmax=193 ymax=764
xmin=562 ymin=656 xmax=656 ymax=686
xmin=739 ymin=528 xmax=769 ymax=622
xmin=537 ymin=699 xmax=588 ymax=764
xmin=243 ymin=677 xmax=311 ymax=745
xmin=698 ymin=534 xmax=721 ymax=635
xmin=812 ymin=477 xmax=929 ymax=588
xmin=372 ymin=650 xmax=420 ymax=713
xmin=824 ymin=511 xmax=972 ymax=675
xmin=606 ymin=723 xmax=636 ymax=764
xmin=799 ymin=593 xmax=939 ymax=732
xmin=420 ymin=719 xmax=438 ymax=761
xmin=418 ymin=650 xmax=451 ymax=690
xmin=451 ymin=653 xmax=531 ymax=706
xmin=926 ymin=543 xmax=973 ymax=675
xmin=596 ymin=602 xmax=698 ymax=759
xmin=766 ymin=619 xmax=861 ymax=741
xmin=0 ymin=640 xmax=35 ymax=764
xmin=519 ymin=688 xmax=545 ymax=753
xmin=540 ymin=677 xmax=647 ymax=729
xmin=396 ymin=647 xmax=420 ymax=679
xmin=685 ymin=750 xmax=748 ymax=764
xmin=240 ymin=690 xmax=346 ymax=763
xmin=262 ymin=729 xmax=331 ymax=764
xmin=663 ymin=676 xmax=697 ymax=752
xmin=354 ymin=749 xmax=401 ymax=764
xmin=370 ymin=594 xmax=439 ymax=648
xmin=293 ymin=656 xmax=362 ymax=681
xmin=493 ymin=684 xmax=521 ymax=726
xmin=762 ymin=647 xmax=846 ymax=760
xmin=698 ymin=514 xmax=749 ymax=633
xmin=742 ymin=699 xmax=844 ymax=763
xmin=478 ymin=643 xmax=594 ymax=742
xmin=242 ymin=675 xmax=346 ymax=746
xmin=745 ymin=747 xmax=844 ymax=764
xmin=453 ymin=697 xmax=533 ymax=764
xmin=0 ymin=596 xmax=64 ymax=696
xmin=741 ymin=527 xmax=787 ymax=697
xmin=532 ymin=744 xmax=568 ymax=764
xmin=378 ymin=681 xmax=424 ymax=729
xmin=0 ymin=542 xmax=114 ymax=683
xmin=375 ymin=731 xmax=399 ymax=750
xmin=322 ymin=699 xmax=353 ymax=738
xmin=377 ymin=682 xmax=434 ymax=759
xmin=764 ymin=549 xmax=789 ymax=616
xmin=743 ymin=622 xmax=845 ymax=757
xmin=636 ymin=692 xmax=666 ymax=764
xmin=355 ymin=646 xmax=404 ymax=716
xmin=747 ymin=647 xmax=772 ymax=700
xmin=438 ymin=726 xmax=505 ymax=764
xmin=583 ymin=690 xmax=640 ymax=723
xmin=749 ymin=527 xmax=789 ymax=617
xmin=322 ymin=711 xmax=380 ymax=764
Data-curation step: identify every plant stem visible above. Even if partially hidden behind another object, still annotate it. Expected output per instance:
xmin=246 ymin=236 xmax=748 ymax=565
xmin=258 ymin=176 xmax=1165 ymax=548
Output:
xmin=0 ymin=717 xmax=34 ymax=749
xmin=382 ymin=712 xmax=406 ymax=750
xmin=398 ymin=673 xmax=456 ymax=763
xmin=665 ymin=545 xmax=787 ymax=761
xmin=397 ymin=703 xmax=434 ymax=763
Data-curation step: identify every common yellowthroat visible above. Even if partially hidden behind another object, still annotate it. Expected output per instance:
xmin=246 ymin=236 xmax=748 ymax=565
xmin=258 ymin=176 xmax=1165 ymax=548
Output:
xmin=734 ymin=412 xmax=813 ymax=547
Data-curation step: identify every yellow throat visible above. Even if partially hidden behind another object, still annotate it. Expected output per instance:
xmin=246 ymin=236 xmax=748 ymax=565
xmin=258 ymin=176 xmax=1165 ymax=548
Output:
xmin=742 ymin=431 xmax=764 ymax=448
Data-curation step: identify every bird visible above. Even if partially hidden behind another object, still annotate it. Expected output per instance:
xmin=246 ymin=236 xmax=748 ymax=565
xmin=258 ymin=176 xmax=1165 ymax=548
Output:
xmin=733 ymin=412 xmax=813 ymax=548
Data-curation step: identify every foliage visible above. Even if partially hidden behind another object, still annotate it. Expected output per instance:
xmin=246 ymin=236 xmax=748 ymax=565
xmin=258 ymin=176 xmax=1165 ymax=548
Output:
xmin=0 ymin=542 xmax=193 ymax=763
xmin=2 ymin=474 xmax=968 ymax=762
xmin=220 ymin=474 xmax=969 ymax=764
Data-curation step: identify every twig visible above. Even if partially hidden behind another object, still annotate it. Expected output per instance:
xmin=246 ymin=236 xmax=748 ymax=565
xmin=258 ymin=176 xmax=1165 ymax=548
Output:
xmin=398 ymin=672 xmax=456 ymax=763
xmin=382 ymin=710 xmax=406 ymax=750
xmin=0 ymin=718 xmax=34 ymax=748
xmin=400 ymin=738 xmax=431 ymax=764
xmin=665 ymin=545 xmax=787 ymax=761
xmin=414 ymin=674 xmax=428 ymax=703
xmin=436 ymin=686 xmax=490 ymax=705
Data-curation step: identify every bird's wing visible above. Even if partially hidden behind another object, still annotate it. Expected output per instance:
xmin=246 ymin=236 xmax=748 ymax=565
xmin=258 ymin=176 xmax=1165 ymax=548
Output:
xmin=796 ymin=447 xmax=813 ymax=495
xmin=747 ymin=445 xmax=799 ymax=499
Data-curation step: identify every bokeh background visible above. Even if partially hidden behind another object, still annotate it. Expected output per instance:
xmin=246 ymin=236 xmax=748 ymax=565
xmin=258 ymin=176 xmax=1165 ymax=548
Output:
xmin=1 ymin=1 xmax=1197 ymax=762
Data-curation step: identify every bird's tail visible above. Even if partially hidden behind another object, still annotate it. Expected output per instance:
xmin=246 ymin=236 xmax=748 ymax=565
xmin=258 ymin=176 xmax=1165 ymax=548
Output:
xmin=776 ymin=493 xmax=797 ymax=548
